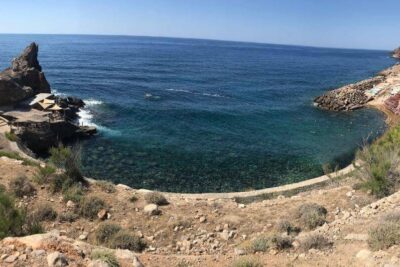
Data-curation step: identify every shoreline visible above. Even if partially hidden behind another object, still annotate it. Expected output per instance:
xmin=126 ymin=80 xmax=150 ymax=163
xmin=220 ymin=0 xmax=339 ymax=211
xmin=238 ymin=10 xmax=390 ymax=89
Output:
xmin=2 ymin=55 xmax=400 ymax=200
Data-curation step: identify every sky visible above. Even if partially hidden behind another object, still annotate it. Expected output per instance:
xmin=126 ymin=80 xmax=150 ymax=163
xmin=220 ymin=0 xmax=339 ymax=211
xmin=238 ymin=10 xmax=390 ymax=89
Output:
xmin=0 ymin=0 xmax=399 ymax=50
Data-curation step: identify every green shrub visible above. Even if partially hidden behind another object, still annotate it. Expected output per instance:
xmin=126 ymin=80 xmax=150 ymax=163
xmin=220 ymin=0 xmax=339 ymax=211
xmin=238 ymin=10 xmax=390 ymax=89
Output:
xmin=231 ymin=256 xmax=263 ymax=267
xmin=109 ymin=231 xmax=146 ymax=252
xmin=49 ymin=174 xmax=68 ymax=194
xmin=49 ymin=145 xmax=72 ymax=167
xmin=31 ymin=204 xmax=57 ymax=222
xmin=95 ymin=223 xmax=122 ymax=244
xmin=276 ymin=220 xmax=300 ymax=235
xmin=8 ymin=176 xmax=36 ymax=197
xmin=80 ymin=196 xmax=106 ymax=219
xmin=0 ymin=190 xmax=25 ymax=238
xmin=295 ymin=203 xmax=327 ymax=230
xmin=59 ymin=212 xmax=79 ymax=223
xmin=91 ymin=249 xmax=120 ymax=267
xmin=63 ymin=185 xmax=84 ymax=204
xmin=250 ymin=236 xmax=269 ymax=253
xmin=300 ymin=234 xmax=332 ymax=251
xmin=269 ymin=235 xmax=293 ymax=250
xmin=5 ymin=131 xmax=17 ymax=142
xmin=97 ymin=181 xmax=116 ymax=193
xmin=33 ymin=165 xmax=56 ymax=184
xmin=368 ymin=212 xmax=400 ymax=250
xmin=0 ymin=150 xmax=38 ymax=167
xmin=355 ymin=144 xmax=400 ymax=198
xmin=129 ymin=195 xmax=138 ymax=203
xmin=145 ymin=192 xmax=169 ymax=205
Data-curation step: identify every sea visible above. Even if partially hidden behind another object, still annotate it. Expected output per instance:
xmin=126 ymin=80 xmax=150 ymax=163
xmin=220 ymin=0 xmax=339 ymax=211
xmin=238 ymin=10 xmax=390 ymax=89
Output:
xmin=0 ymin=34 xmax=395 ymax=193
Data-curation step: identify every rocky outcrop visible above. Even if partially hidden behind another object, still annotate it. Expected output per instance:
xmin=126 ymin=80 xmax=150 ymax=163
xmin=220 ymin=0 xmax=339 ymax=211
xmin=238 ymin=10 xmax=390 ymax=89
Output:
xmin=393 ymin=47 xmax=400 ymax=59
xmin=314 ymin=76 xmax=384 ymax=111
xmin=0 ymin=43 xmax=50 ymax=106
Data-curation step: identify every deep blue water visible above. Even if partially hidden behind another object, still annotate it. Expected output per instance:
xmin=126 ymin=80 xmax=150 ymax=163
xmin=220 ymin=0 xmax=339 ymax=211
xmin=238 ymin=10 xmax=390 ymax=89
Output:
xmin=0 ymin=35 xmax=395 ymax=192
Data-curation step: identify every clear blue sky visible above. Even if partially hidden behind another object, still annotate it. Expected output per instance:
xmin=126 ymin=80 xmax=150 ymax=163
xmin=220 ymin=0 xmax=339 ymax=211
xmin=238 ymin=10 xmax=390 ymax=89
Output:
xmin=1 ymin=0 xmax=399 ymax=50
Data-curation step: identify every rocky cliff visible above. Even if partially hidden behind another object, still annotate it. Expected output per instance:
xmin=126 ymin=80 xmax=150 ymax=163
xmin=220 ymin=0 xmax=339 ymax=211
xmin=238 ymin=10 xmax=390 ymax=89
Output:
xmin=393 ymin=47 xmax=400 ymax=59
xmin=0 ymin=43 xmax=50 ymax=106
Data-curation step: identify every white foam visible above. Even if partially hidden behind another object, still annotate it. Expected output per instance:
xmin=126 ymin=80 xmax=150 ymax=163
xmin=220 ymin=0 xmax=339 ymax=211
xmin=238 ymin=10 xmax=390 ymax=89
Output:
xmin=84 ymin=99 xmax=104 ymax=106
xmin=78 ymin=109 xmax=121 ymax=137
xmin=166 ymin=88 xmax=226 ymax=98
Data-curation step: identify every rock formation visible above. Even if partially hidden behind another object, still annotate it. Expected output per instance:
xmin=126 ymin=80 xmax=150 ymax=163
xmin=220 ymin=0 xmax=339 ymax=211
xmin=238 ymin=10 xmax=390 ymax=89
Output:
xmin=314 ymin=76 xmax=384 ymax=111
xmin=0 ymin=43 xmax=50 ymax=106
xmin=393 ymin=47 xmax=400 ymax=59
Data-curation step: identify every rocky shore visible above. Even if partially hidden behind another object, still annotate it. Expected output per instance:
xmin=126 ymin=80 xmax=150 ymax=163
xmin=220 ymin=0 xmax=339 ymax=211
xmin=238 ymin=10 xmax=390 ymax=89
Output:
xmin=0 ymin=43 xmax=96 ymax=155
xmin=314 ymin=48 xmax=400 ymax=112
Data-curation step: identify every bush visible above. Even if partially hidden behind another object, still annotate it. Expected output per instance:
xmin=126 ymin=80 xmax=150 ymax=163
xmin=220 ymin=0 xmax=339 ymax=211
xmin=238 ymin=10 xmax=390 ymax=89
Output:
xmin=0 ymin=190 xmax=25 ymax=238
xmin=9 ymin=176 xmax=36 ymax=197
xmin=5 ymin=131 xmax=17 ymax=142
xmin=59 ymin=212 xmax=79 ymax=223
xmin=300 ymin=234 xmax=332 ymax=251
xmin=276 ymin=220 xmax=300 ymax=235
xmin=109 ymin=231 xmax=146 ymax=252
xmin=231 ymin=256 xmax=263 ymax=267
xmin=31 ymin=204 xmax=57 ymax=222
xmin=95 ymin=223 xmax=122 ymax=244
xmin=129 ymin=195 xmax=138 ymax=203
xmin=33 ymin=165 xmax=56 ymax=185
xmin=97 ymin=181 xmax=116 ymax=193
xmin=269 ymin=235 xmax=293 ymax=250
xmin=295 ymin=203 xmax=327 ymax=230
xmin=63 ymin=185 xmax=84 ymax=204
xmin=80 ymin=196 xmax=106 ymax=219
xmin=91 ymin=249 xmax=120 ymax=267
xmin=49 ymin=145 xmax=72 ymax=168
xmin=368 ymin=212 xmax=400 ymax=250
xmin=145 ymin=192 xmax=169 ymax=205
xmin=250 ymin=236 xmax=269 ymax=253
xmin=48 ymin=174 xmax=68 ymax=194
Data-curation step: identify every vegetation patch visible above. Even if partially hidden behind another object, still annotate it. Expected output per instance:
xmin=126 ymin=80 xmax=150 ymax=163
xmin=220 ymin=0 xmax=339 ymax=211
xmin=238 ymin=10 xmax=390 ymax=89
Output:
xmin=59 ymin=212 xmax=79 ymax=223
xmin=91 ymin=249 xmax=120 ymax=267
xmin=33 ymin=165 xmax=56 ymax=184
xmin=231 ymin=256 xmax=263 ymax=267
xmin=97 ymin=180 xmax=116 ymax=193
xmin=5 ymin=131 xmax=17 ymax=142
xmin=80 ymin=196 xmax=106 ymax=219
xmin=300 ymin=233 xmax=332 ymax=251
xmin=0 ymin=190 xmax=25 ymax=238
xmin=8 ymin=176 xmax=36 ymax=197
xmin=368 ymin=211 xmax=400 ymax=250
xmin=31 ymin=204 xmax=58 ymax=222
xmin=109 ymin=231 xmax=147 ymax=252
xmin=145 ymin=192 xmax=169 ymax=205
xmin=276 ymin=220 xmax=300 ymax=235
xmin=0 ymin=150 xmax=38 ymax=166
xmin=95 ymin=223 xmax=122 ymax=244
xmin=294 ymin=203 xmax=327 ymax=230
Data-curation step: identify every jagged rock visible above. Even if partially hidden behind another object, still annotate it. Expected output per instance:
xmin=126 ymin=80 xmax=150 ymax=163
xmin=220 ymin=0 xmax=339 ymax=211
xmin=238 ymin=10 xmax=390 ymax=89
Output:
xmin=0 ymin=43 xmax=50 ymax=106
xmin=393 ymin=47 xmax=400 ymax=59
xmin=47 ymin=252 xmax=68 ymax=267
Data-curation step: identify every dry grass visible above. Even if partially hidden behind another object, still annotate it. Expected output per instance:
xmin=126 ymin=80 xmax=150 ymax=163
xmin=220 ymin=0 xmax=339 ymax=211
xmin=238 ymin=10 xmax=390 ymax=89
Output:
xmin=300 ymin=233 xmax=332 ymax=251
xmin=145 ymin=192 xmax=169 ymax=205
xmin=8 ymin=176 xmax=36 ymax=198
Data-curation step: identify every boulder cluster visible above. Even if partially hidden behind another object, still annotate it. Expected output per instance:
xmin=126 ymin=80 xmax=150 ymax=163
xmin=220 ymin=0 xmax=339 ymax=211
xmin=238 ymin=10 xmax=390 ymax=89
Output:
xmin=314 ymin=76 xmax=384 ymax=111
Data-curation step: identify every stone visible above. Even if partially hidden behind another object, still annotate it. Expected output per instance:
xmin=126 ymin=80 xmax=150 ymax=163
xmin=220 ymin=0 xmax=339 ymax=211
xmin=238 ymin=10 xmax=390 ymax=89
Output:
xmin=97 ymin=209 xmax=108 ymax=220
xmin=234 ymin=248 xmax=246 ymax=255
xmin=66 ymin=200 xmax=75 ymax=209
xmin=238 ymin=204 xmax=246 ymax=208
xmin=88 ymin=260 xmax=110 ymax=267
xmin=47 ymin=252 xmax=68 ymax=267
xmin=144 ymin=204 xmax=160 ymax=216
xmin=344 ymin=233 xmax=368 ymax=241
xmin=199 ymin=216 xmax=207 ymax=223
xmin=32 ymin=249 xmax=46 ymax=257
xmin=356 ymin=249 xmax=372 ymax=261
xmin=346 ymin=191 xmax=353 ymax=197
xmin=4 ymin=254 xmax=18 ymax=263
xmin=78 ymin=232 xmax=88 ymax=240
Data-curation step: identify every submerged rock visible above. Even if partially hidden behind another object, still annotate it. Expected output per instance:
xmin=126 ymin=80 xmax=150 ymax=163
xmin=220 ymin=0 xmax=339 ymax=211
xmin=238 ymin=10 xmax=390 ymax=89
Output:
xmin=0 ymin=43 xmax=50 ymax=106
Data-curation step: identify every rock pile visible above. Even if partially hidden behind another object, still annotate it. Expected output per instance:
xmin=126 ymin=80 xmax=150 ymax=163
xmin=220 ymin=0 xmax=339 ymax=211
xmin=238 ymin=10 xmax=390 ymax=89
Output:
xmin=314 ymin=76 xmax=384 ymax=111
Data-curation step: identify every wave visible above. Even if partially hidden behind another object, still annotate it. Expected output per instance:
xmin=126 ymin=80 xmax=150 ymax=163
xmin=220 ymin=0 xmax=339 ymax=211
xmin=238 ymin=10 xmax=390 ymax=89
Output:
xmin=84 ymin=99 xmax=104 ymax=106
xmin=165 ymin=88 xmax=226 ymax=98
xmin=77 ymin=109 xmax=121 ymax=137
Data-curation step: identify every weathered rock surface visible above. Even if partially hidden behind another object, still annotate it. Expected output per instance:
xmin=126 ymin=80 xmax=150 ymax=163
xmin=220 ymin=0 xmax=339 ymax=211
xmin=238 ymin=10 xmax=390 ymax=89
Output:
xmin=0 ymin=43 xmax=50 ymax=106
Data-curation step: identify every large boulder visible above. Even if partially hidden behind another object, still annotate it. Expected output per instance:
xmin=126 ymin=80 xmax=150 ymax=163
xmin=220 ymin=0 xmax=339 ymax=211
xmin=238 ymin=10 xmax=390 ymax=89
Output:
xmin=0 ymin=43 xmax=51 ymax=106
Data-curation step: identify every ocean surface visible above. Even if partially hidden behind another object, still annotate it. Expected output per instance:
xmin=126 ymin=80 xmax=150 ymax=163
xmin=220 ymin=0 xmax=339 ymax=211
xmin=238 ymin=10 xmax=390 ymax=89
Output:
xmin=0 ymin=35 xmax=395 ymax=193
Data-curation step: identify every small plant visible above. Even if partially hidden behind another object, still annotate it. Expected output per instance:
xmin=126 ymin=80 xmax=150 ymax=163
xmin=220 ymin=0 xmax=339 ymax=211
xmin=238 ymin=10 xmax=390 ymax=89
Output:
xmin=31 ymin=204 xmax=58 ymax=222
xmin=368 ymin=212 xmax=400 ymax=250
xmin=95 ymin=223 xmax=122 ymax=244
xmin=0 ymin=190 xmax=25 ymax=238
xmin=63 ymin=185 xmax=85 ymax=204
xmin=145 ymin=192 xmax=169 ymax=205
xmin=300 ymin=233 xmax=332 ymax=251
xmin=0 ymin=150 xmax=38 ymax=166
xmin=269 ymin=235 xmax=293 ymax=250
xmin=8 ymin=176 xmax=36 ymax=197
xmin=109 ymin=231 xmax=147 ymax=252
xmin=294 ymin=203 xmax=327 ymax=230
xmin=80 ymin=196 xmax=106 ymax=219
xmin=59 ymin=212 xmax=79 ymax=223
xmin=49 ymin=174 xmax=68 ymax=194
xmin=231 ymin=256 xmax=263 ymax=267
xmin=276 ymin=220 xmax=300 ymax=235
xmin=91 ymin=249 xmax=120 ymax=267
xmin=176 ymin=260 xmax=192 ymax=267
xmin=33 ymin=165 xmax=56 ymax=184
xmin=97 ymin=181 xmax=116 ymax=193
xmin=250 ymin=236 xmax=269 ymax=253
xmin=129 ymin=195 xmax=138 ymax=203
xmin=5 ymin=131 xmax=17 ymax=142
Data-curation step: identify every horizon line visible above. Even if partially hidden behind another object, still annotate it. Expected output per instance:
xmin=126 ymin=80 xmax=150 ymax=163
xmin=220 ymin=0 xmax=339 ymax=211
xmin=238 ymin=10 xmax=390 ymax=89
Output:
xmin=0 ymin=32 xmax=393 ymax=52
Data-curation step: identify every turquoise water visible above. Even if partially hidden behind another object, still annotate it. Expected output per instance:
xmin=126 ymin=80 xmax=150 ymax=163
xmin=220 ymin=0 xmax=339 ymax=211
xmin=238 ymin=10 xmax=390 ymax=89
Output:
xmin=0 ymin=35 xmax=394 ymax=192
